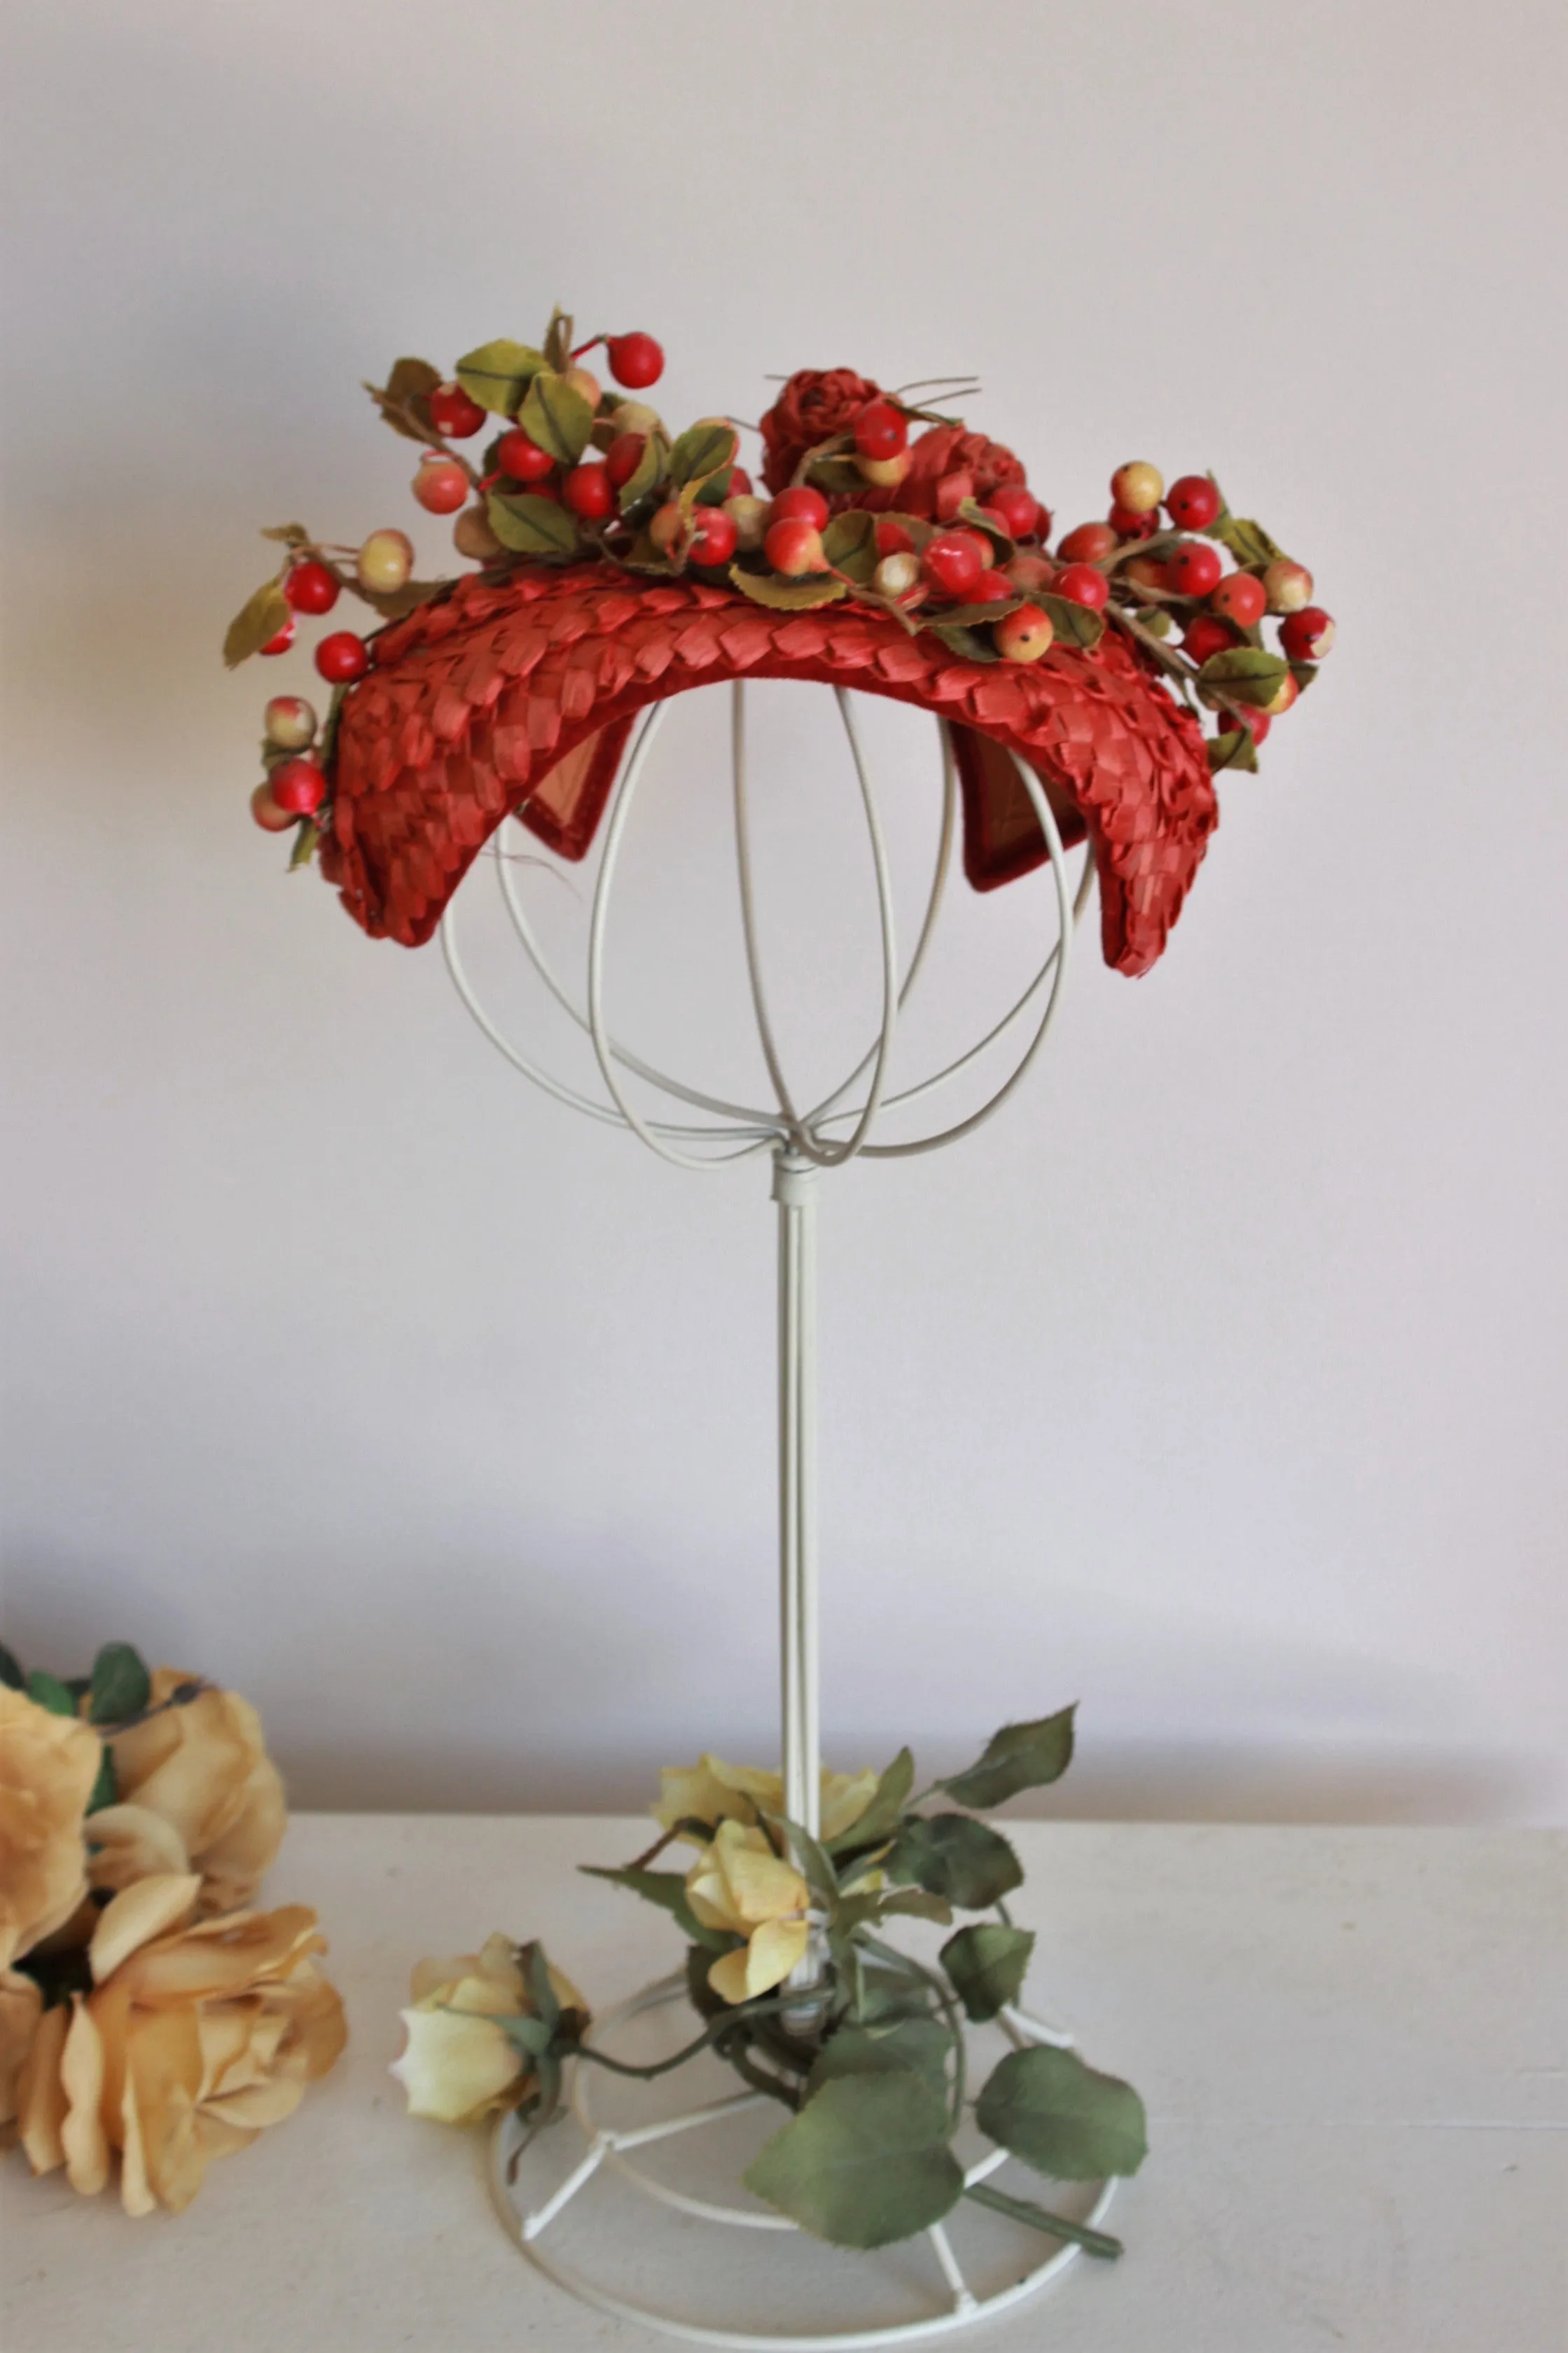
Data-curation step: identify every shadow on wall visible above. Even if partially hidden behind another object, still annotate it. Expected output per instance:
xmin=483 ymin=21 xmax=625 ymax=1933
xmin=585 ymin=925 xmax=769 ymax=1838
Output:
xmin=278 ymin=1733 xmax=1548 ymax=1828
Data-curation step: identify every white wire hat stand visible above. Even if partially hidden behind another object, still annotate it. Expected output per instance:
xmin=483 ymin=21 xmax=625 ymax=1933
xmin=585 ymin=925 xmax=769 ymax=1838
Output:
xmin=440 ymin=680 xmax=1107 ymax=2347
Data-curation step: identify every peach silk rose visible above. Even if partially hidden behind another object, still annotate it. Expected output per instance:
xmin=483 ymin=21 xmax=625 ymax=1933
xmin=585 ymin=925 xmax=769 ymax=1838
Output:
xmin=14 ymin=1872 xmax=345 ymax=2214
xmin=96 ymin=1669 xmax=287 ymax=1914
xmin=0 ymin=1690 xmax=102 ymax=1970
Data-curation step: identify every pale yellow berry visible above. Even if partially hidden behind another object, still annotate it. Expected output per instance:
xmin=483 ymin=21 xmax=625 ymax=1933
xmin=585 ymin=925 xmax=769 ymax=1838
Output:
xmin=874 ymin=551 xmax=920 ymax=598
xmin=649 ymin=503 xmax=684 ymax=553
xmin=564 ymin=366 xmax=602 ymax=410
xmin=1110 ymin=461 xmax=1164 ymax=515
xmin=1263 ymin=559 xmax=1314 ymax=613
xmin=725 ymin=495 xmax=770 ymax=553
xmin=263 ymin=695 xmax=317 ymax=750
xmin=995 ymin=605 xmax=1055 ymax=663
xmin=357 ymin=529 xmax=415 ymax=593
xmin=856 ymin=449 xmax=912 ymax=489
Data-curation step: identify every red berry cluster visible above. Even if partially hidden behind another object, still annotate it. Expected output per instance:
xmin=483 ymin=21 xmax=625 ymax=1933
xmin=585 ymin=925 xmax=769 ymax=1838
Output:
xmin=227 ymin=308 xmax=1331 ymax=860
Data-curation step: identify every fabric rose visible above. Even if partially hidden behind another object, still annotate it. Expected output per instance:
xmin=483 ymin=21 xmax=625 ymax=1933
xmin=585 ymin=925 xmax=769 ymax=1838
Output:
xmin=0 ymin=1689 xmax=102 ymax=1969
xmin=655 ymin=1754 xmax=877 ymax=1848
xmin=0 ymin=1967 xmax=43 ymax=2128
xmin=685 ymin=1821 xmax=814 ymax=2006
xmin=13 ymin=1871 xmax=345 ymax=2215
xmin=392 ymin=1934 xmax=587 ymax=2127
xmin=104 ymin=1669 xmax=287 ymax=1914
xmin=854 ymin=422 xmax=1027 ymax=521
xmin=759 ymin=367 xmax=884 ymax=494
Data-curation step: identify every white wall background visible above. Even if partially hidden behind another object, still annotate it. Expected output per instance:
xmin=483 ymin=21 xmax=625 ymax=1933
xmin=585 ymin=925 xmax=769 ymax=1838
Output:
xmin=2 ymin=1 xmax=1564 ymax=1823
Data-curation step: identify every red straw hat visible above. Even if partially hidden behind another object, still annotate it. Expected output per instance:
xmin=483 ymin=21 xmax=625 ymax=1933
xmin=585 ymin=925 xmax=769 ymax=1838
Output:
xmin=233 ymin=315 xmax=1331 ymax=979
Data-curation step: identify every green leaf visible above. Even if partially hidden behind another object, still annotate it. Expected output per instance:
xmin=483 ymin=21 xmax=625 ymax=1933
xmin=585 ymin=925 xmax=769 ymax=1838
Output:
xmin=728 ymin=567 xmax=847 ymax=613
xmin=964 ymin=2179 xmax=1123 ymax=2259
xmin=581 ymin=1864 xmax=730 ymax=1950
xmin=941 ymin=1706 xmax=1076 ymax=1810
xmin=1037 ymin=592 xmax=1105 ymax=651
xmin=1289 ymin=658 xmax=1319 ymax=693
xmin=1209 ymin=513 xmax=1284 ymax=569
xmin=356 ymin=577 xmax=447 ymax=621
xmin=976 ymin=2045 xmax=1149 ymax=2181
xmin=500 ymin=2013 xmax=555 ymax=2059
xmin=805 ymin=455 xmax=868 ymax=497
xmin=543 ymin=308 xmax=574 ymax=373
xmin=806 ymin=2018 xmax=953 ymax=2102
xmin=518 ymin=369 xmax=597 ymax=464
xmin=1197 ymin=647 xmax=1288 ymax=708
xmin=669 ymin=419 xmax=738 ymax=489
xmin=0 ymin=1644 xmax=24 ymax=1691
xmin=887 ymin=1815 xmax=1022 ymax=1910
xmin=289 ymin=817 xmax=321 ymax=870
xmin=1207 ymin=728 xmax=1258 ymax=775
xmin=826 ymin=1748 xmax=915 ymax=1858
xmin=454 ymin=339 xmax=546 ymax=418
xmin=260 ymin=522 xmax=311 ymax=547
xmin=821 ymin=509 xmax=879 ymax=585
xmin=744 ymin=2070 xmax=964 ymax=2249
xmin=88 ymin=1642 xmax=151 ymax=1725
xmin=615 ymin=429 xmax=670 ymax=511
xmin=956 ymin=497 xmax=1014 ymax=560
xmin=941 ymin=1924 xmax=1036 ymax=2022
xmin=929 ymin=595 xmax=1025 ymax=628
xmin=223 ymin=579 xmax=290 ymax=669
xmin=487 ymin=491 xmax=580 ymax=560
xmin=361 ymin=357 xmax=443 ymax=441
xmin=518 ymin=1940 xmax=558 ymax=2029
xmin=26 ymin=1670 xmax=76 ymax=1718
xmin=85 ymin=1746 xmax=118 ymax=1815
xmin=925 ymin=621 xmax=1000 ymax=664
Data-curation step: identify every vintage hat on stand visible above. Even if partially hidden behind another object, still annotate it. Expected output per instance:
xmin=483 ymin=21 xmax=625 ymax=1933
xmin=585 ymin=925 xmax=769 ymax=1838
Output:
xmin=228 ymin=308 xmax=1333 ymax=977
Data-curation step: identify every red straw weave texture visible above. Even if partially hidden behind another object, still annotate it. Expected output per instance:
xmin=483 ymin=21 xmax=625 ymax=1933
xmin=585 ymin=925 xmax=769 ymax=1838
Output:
xmin=323 ymin=565 xmax=1217 ymax=977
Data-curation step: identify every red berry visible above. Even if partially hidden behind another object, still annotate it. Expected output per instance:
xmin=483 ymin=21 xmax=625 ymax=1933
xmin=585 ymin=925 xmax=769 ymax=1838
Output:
xmin=988 ymin=484 xmax=1041 ymax=539
xmin=250 ymin=781 xmax=296 ymax=832
xmin=1210 ymin=572 xmax=1267 ymax=628
xmin=1279 ymin=605 xmax=1335 ymax=661
xmin=260 ymin=616 xmax=296 ymax=656
xmin=1053 ymin=563 xmax=1110 ymax=612
xmin=764 ymin=518 xmax=826 ymax=576
xmin=689 ymin=505 xmax=738 ymax=566
xmin=285 ymin=560 xmax=340 ymax=615
xmin=921 ymin=532 xmax=987 ymax=600
xmin=1183 ymin=615 xmax=1238 ymax=665
xmin=604 ymin=433 xmax=646 ymax=489
xmin=1004 ymin=552 xmax=1056 ymax=593
xmin=496 ymin=429 xmax=556 ymax=483
xmin=412 ymin=456 xmax=468 ymax=514
xmin=968 ymin=570 xmax=1014 ymax=604
xmin=854 ymin=400 xmax=909 ymax=462
xmin=1123 ymin=555 xmax=1170 ymax=596
xmin=769 ymin=485 xmax=830 ymax=530
xmin=314 ymin=630 xmax=368 ymax=684
xmin=1228 ymin=705 xmax=1271 ymax=743
xmin=1057 ymin=521 xmax=1116 ymax=566
xmin=1167 ymin=540 xmax=1224 ymax=598
xmin=270 ymin=755 xmax=326 ymax=815
xmin=606 ymin=333 xmax=664 ymax=389
xmin=1165 ymin=475 xmax=1221 ymax=530
xmin=563 ymin=461 xmax=614 ymax=520
xmin=428 ymin=381 xmax=487 ymax=439
xmin=875 ymin=519 xmax=915 ymax=556
xmin=1108 ymin=503 xmax=1159 ymax=541
xmin=729 ymin=466 xmax=754 ymax=497
xmin=994 ymin=604 xmax=1055 ymax=663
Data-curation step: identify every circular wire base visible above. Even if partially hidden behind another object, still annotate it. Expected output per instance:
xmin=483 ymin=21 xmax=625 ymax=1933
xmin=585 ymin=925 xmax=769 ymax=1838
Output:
xmin=488 ymin=1971 xmax=1116 ymax=2349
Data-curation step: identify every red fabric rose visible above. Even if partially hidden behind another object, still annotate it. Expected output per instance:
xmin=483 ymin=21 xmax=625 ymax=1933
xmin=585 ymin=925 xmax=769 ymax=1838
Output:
xmin=759 ymin=368 xmax=883 ymax=494
xmin=854 ymin=424 xmax=1028 ymax=520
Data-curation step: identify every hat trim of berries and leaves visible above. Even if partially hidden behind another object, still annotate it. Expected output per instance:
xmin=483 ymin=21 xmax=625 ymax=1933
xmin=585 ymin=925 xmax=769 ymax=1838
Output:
xmin=228 ymin=305 xmax=1333 ymax=976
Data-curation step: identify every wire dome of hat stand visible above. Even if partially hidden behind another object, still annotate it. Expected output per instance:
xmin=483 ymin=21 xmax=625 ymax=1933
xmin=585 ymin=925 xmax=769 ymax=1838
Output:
xmin=439 ymin=679 xmax=1107 ymax=2347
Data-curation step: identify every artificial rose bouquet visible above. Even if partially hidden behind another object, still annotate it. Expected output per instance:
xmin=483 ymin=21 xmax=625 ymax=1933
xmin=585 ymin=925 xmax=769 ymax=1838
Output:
xmin=0 ymin=1640 xmax=345 ymax=2213
xmin=394 ymin=1708 xmax=1147 ymax=2260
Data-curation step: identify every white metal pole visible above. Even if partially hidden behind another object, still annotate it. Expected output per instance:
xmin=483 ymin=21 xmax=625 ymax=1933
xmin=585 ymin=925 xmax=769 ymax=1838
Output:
xmin=773 ymin=1147 xmax=821 ymax=1856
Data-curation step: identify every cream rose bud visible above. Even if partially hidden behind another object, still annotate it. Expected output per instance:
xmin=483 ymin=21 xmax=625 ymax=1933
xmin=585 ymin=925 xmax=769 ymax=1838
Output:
xmin=724 ymin=495 xmax=770 ymax=553
xmin=874 ymin=551 xmax=920 ymax=599
xmin=392 ymin=1933 xmax=586 ymax=2127
xmin=356 ymin=529 xmax=415 ymax=595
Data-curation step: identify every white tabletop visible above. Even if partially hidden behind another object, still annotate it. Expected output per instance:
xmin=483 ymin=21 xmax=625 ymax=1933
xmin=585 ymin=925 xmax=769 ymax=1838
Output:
xmin=2 ymin=1816 xmax=1563 ymax=2352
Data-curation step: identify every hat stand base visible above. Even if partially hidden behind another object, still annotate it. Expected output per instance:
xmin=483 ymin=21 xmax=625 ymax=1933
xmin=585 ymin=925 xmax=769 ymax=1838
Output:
xmin=488 ymin=1971 xmax=1116 ymax=2350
